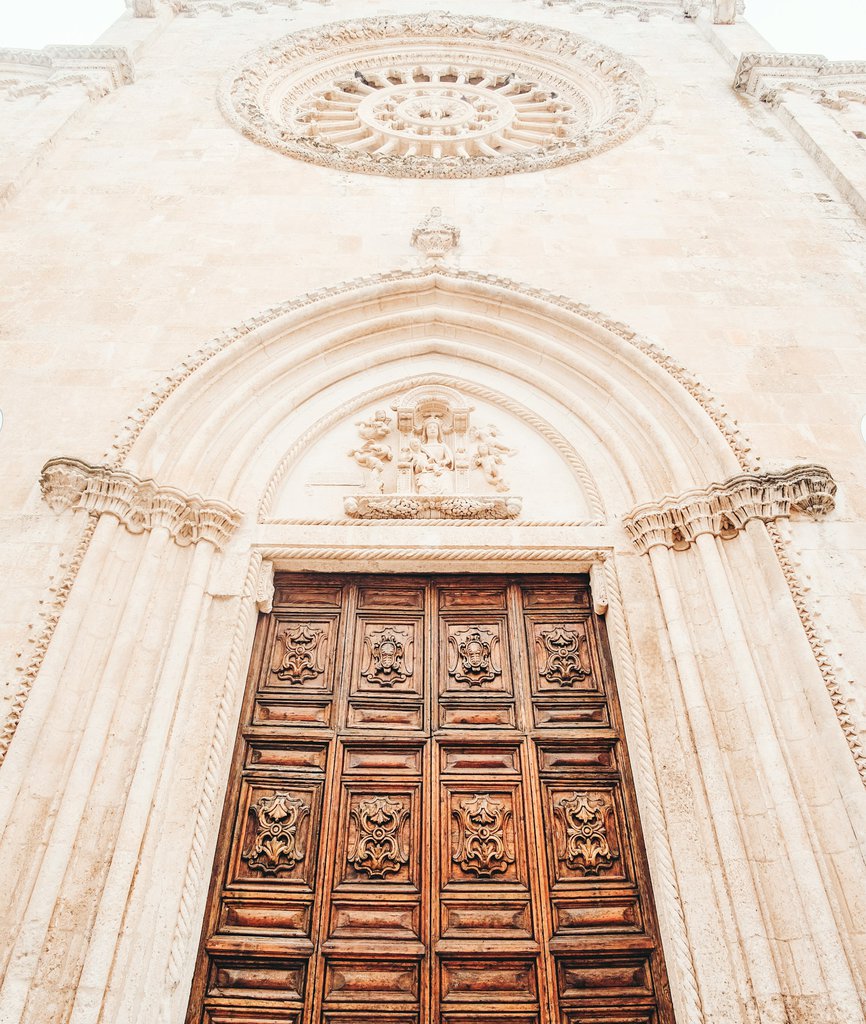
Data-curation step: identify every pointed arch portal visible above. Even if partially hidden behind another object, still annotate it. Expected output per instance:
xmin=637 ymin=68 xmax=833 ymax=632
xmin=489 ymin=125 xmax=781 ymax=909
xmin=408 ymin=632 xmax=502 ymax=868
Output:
xmin=2 ymin=269 xmax=865 ymax=1024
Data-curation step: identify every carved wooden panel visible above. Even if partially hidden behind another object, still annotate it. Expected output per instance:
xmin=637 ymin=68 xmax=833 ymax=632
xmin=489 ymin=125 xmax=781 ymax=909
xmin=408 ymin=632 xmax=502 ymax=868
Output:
xmin=186 ymin=574 xmax=675 ymax=1024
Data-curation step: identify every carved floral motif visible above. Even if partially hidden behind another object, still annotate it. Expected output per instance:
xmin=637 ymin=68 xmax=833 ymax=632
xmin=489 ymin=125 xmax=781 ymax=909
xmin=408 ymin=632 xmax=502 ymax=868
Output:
xmin=448 ymin=626 xmax=501 ymax=687
xmin=555 ymin=792 xmax=619 ymax=875
xmin=219 ymin=14 xmax=654 ymax=179
xmin=362 ymin=627 xmax=413 ymax=687
xmin=273 ymin=625 xmax=325 ymax=685
xmin=537 ymin=627 xmax=590 ymax=688
xmin=348 ymin=796 xmax=410 ymax=878
xmin=243 ymin=792 xmax=309 ymax=874
xmin=452 ymin=794 xmax=515 ymax=877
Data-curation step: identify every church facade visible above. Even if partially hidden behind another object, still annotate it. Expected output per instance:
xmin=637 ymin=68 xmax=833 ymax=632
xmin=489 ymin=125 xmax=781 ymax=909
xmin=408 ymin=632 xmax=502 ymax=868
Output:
xmin=1 ymin=2 xmax=866 ymax=1022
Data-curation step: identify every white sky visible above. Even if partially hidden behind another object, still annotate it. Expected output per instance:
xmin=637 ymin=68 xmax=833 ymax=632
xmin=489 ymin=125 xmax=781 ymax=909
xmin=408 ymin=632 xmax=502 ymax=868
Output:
xmin=0 ymin=0 xmax=864 ymax=57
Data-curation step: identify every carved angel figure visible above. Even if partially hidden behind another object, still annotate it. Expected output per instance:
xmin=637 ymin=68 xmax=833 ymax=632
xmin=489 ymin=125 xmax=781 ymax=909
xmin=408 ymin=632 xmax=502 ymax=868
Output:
xmin=470 ymin=423 xmax=515 ymax=493
xmin=349 ymin=441 xmax=392 ymax=494
xmin=356 ymin=409 xmax=392 ymax=441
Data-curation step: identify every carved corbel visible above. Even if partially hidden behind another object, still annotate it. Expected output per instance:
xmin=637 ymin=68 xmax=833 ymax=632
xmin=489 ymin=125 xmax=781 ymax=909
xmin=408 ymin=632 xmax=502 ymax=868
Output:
xmin=624 ymin=465 xmax=836 ymax=554
xmin=256 ymin=560 xmax=275 ymax=614
xmin=40 ymin=457 xmax=242 ymax=550
xmin=589 ymin=562 xmax=609 ymax=616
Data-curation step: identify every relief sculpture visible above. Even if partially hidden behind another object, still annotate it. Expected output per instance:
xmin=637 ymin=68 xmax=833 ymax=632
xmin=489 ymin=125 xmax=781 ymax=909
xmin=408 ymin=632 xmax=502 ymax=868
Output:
xmin=348 ymin=796 xmax=410 ymax=878
xmin=344 ymin=385 xmax=522 ymax=519
xmin=555 ymin=792 xmax=619 ymax=875
xmin=448 ymin=626 xmax=501 ymax=687
xmin=243 ymin=792 xmax=309 ymax=875
xmin=452 ymin=794 xmax=515 ymax=878
xmin=361 ymin=626 xmax=413 ymax=687
xmin=537 ymin=626 xmax=590 ymax=687
xmin=273 ymin=624 xmax=325 ymax=685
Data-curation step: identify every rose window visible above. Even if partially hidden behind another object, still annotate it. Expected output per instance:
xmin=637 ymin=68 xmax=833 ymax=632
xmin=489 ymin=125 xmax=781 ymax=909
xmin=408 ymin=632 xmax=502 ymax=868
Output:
xmin=220 ymin=14 xmax=654 ymax=177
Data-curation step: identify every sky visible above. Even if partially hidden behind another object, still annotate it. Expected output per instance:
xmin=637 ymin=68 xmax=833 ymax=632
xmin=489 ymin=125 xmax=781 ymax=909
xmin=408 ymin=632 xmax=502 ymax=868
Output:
xmin=0 ymin=0 xmax=864 ymax=57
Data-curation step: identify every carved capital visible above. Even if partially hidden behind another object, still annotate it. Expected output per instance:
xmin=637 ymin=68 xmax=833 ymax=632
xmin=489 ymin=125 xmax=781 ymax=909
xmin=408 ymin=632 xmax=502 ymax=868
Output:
xmin=734 ymin=52 xmax=866 ymax=104
xmin=40 ymin=458 xmax=242 ymax=550
xmin=624 ymin=465 xmax=836 ymax=554
xmin=0 ymin=45 xmax=134 ymax=100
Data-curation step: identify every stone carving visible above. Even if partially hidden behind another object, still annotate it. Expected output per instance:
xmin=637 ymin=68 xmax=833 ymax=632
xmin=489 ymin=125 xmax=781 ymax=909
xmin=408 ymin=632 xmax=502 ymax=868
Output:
xmin=349 ymin=410 xmax=393 ymax=494
xmin=448 ymin=626 xmax=501 ymax=687
xmin=734 ymin=52 xmax=866 ymax=105
xmin=411 ymin=207 xmax=460 ymax=260
xmin=0 ymin=45 xmax=134 ymax=101
xmin=348 ymin=796 xmax=410 ymax=878
xmin=556 ymin=793 xmax=619 ymax=875
xmin=255 ymin=560 xmax=275 ymax=614
xmin=218 ymin=14 xmax=654 ymax=179
xmin=243 ymin=792 xmax=309 ymax=874
xmin=343 ymin=385 xmax=522 ymax=519
xmin=470 ymin=424 xmax=516 ymax=493
xmin=624 ymin=465 xmax=837 ymax=553
xmin=361 ymin=627 xmax=412 ymax=687
xmin=452 ymin=794 xmax=515 ymax=878
xmin=40 ymin=457 xmax=242 ymax=550
xmin=537 ymin=627 xmax=590 ymax=687
xmin=344 ymin=494 xmax=522 ymax=520
xmin=273 ymin=625 xmax=325 ymax=685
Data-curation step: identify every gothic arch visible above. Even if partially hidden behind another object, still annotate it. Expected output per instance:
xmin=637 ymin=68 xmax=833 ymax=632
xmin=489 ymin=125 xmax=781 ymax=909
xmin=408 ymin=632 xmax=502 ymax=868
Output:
xmin=3 ymin=269 xmax=865 ymax=1024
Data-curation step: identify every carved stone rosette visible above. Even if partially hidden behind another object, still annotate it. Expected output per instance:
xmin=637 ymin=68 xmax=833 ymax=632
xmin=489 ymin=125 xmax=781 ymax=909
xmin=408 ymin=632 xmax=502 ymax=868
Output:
xmin=624 ymin=465 xmax=836 ymax=553
xmin=219 ymin=13 xmax=654 ymax=179
xmin=40 ymin=457 xmax=242 ymax=550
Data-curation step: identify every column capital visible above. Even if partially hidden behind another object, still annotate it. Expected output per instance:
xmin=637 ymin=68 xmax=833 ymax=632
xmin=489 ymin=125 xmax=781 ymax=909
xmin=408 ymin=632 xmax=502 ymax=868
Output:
xmin=40 ymin=457 xmax=242 ymax=550
xmin=624 ymin=464 xmax=836 ymax=554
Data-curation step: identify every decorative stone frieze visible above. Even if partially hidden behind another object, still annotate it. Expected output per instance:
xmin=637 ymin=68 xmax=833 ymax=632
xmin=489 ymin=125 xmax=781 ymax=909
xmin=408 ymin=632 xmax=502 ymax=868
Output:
xmin=344 ymin=494 xmax=522 ymax=521
xmin=734 ymin=52 xmax=866 ymax=106
xmin=219 ymin=14 xmax=654 ymax=179
xmin=40 ymin=457 xmax=242 ymax=550
xmin=624 ymin=465 xmax=836 ymax=553
xmin=0 ymin=45 xmax=134 ymax=100
xmin=411 ymin=207 xmax=460 ymax=261
xmin=538 ymin=0 xmax=742 ymax=20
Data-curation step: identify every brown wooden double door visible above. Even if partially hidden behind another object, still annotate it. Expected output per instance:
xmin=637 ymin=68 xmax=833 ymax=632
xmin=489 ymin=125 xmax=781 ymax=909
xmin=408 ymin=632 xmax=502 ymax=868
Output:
xmin=187 ymin=574 xmax=675 ymax=1024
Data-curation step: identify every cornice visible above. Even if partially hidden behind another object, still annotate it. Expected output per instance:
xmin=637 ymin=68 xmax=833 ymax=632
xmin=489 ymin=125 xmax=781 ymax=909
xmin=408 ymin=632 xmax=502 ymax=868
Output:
xmin=0 ymin=44 xmax=134 ymax=99
xmin=40 ymin=457 xmax=242 ymax=550
xmin=734 ymin=52 xmax=866 ymax=103
xmin=623 ymin=465 xmax=836 ymax=554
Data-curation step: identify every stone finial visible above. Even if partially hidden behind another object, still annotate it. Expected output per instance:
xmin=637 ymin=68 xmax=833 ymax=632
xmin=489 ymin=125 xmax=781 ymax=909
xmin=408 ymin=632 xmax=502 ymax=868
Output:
xmin=411 ymin=207 xmax=460 ymax=261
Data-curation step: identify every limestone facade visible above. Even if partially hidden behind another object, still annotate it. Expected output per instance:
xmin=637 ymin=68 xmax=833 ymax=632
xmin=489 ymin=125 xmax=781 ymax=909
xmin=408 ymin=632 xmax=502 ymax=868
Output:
xmin=1 ymin=2 xmax=866 ymax=1023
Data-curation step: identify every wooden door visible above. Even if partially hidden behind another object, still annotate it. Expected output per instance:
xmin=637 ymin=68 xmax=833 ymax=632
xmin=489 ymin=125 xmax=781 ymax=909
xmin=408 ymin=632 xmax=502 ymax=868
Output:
xmin=186 ymin=574 xmax=676 ymax=1024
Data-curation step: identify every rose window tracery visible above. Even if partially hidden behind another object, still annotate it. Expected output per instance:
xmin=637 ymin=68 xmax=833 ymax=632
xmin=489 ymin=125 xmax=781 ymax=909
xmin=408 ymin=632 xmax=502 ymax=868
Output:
xmin=220 ymin=14 xmax=654 ymax=178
